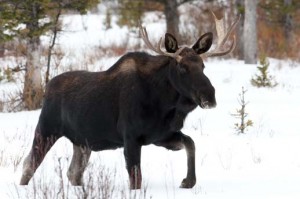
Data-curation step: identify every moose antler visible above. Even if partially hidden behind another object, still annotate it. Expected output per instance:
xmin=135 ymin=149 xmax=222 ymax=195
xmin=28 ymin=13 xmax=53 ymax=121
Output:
xmin=139 ymin=23 xmax=184 ymax=61
xmin=201 ymin=11 xmax=241 ymax=59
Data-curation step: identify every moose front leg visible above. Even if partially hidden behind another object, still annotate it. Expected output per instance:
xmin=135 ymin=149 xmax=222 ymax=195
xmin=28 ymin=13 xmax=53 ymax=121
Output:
xmin=124 ymin=139 xmax=142 ymax=189
xmin=155 ymin=132 xmax=196 ymax=188
xmin=180 ymin=134 xmax=196 ymax=188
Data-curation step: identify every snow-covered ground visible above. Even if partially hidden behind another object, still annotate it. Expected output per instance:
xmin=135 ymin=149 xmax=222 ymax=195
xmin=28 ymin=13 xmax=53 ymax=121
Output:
xmin=0 ymin=11 xmax=300 ymax=199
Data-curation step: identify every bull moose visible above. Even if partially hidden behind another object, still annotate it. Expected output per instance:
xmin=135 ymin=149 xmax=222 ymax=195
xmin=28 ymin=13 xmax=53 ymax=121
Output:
xmin=20 ymin=12 xmax=240 ymax=189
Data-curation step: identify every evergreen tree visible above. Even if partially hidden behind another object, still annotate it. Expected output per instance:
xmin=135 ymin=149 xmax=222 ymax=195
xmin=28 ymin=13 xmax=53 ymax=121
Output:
xmin=251 ymin=55 xmax=278 ymax=88
xmin=116 ymin=0 xmax=195 ymax=41
xmin=259 ymin=0 xmax=300 ymax=48
xmin=117 ymin=0 xmax=144 ymax=28
xmin=0 ymin=0 xmax=100 ymax=110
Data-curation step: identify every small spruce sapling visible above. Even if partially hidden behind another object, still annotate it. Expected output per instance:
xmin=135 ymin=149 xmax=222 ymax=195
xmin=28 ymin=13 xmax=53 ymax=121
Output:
xmin=232 ymin=87 xmax=253 ymax=134
xmin=251 ymin=55 xmax=278 ymax=88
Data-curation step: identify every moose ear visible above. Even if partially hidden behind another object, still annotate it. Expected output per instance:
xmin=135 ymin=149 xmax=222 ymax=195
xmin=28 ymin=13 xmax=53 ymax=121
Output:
xmin=165 ymin=33 xmax=179 ymax=53
xmin=192 ymin=32 xmax=213 ymax=54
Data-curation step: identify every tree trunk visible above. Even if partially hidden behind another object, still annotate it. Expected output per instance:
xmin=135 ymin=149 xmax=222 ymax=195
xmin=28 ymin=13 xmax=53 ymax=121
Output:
xmin=0 ymin=43 xmax=4 ymax=57
xmin=23 ymin=2 xmax=44 ymax=110
xmin=283 ymin=0 xmax=293 ymax=48
xmin=235 ymin=0 xmax=244 ymax=60
xmin=164 ymin=0 xmax=180 ymax=43
xmin=244 ymin=0 xmax=257 ymax=64
xmin=23 ymin=37 xmax=44 ymax=110
xmin=0 ymin=25 xmax=5 ymax=57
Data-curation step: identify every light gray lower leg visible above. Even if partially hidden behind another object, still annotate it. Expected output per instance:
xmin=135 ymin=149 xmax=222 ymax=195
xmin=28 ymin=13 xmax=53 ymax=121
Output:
xmin=20 ymin=133 xmax=58 ymax=185
xmin=67 ymin=144 xmax=91 ymax=185
xmin=20 ymin=152 xmax=34 ymax=185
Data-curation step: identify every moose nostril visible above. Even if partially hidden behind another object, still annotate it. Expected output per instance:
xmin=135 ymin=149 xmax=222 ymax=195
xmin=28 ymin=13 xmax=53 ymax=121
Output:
xmin=200 ymin=98 xmax=217 ymax=109
xmin=202 ymin=101 xmax=208 ymax=108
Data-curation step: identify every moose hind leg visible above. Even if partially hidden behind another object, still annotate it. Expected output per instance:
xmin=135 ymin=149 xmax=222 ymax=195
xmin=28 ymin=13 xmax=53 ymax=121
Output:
xmin=20 ymin=128 xmax=59 ymax=185
xmin=155 ymin=132 xmax=196 ymax=188
xmin=67 ymin=144 xmax=91 ymax=186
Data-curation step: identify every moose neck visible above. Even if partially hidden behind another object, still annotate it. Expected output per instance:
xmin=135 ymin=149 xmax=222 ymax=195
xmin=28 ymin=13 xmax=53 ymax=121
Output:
xmin=167 ymin=60 xmax=189 ymax=99
xmin=167 ymin=59 xmax=198 ymax=113
xmin=140 ymin=56 xmax=180 ymax=108
xmin=143 ymin=56 xmax=197 ymax=113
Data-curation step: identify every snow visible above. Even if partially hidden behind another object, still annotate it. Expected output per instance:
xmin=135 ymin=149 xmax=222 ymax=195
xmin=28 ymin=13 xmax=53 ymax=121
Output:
xmin=1 ymin=11 xmax=300 ymax=199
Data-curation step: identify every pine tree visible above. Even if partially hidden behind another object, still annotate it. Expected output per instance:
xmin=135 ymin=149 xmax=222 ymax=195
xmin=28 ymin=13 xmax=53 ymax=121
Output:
xmin=259 ymin=0 xmax=299 ymax=35
xmin=117 ymin=0 xmax=144 ymax=28
xmin=0 ymin=0 xmax=100 ymax=110
xmin=251 ymin=55 xmax=278 ymax=88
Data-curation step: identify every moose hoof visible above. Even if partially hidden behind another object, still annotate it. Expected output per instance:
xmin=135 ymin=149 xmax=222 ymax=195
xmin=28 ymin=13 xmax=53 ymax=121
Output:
xmin=67 ymin=176 xmax=83 ymax=186
xmin=130 ymin=185 xmax=141 ymax=190
xmin=129 ymin=178 xmax=142 ymax=190
xmin=20 ymin=177 xmax=30 ymax=185
xmin=129 ymin=181 xmax=142 ymax=190
xmin=180 ymin=178 xmax=196 ymax=189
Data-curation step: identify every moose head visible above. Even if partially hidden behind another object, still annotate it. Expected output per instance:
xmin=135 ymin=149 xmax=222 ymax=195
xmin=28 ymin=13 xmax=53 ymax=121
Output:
xmin=139 ymin=12 xmax=240 ymax=109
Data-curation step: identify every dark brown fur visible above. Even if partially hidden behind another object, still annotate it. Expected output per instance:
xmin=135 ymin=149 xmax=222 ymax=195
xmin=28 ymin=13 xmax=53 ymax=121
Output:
xmin=20 ymin=33 xmax=216 ymax=189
